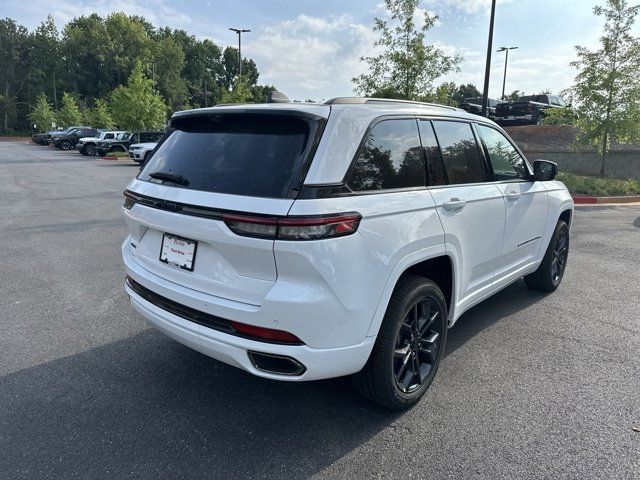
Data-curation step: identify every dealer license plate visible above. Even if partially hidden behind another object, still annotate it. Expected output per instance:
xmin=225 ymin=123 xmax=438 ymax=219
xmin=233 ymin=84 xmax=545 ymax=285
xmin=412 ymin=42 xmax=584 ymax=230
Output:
xmin=159 ymin=233 xmax=197 ymax=271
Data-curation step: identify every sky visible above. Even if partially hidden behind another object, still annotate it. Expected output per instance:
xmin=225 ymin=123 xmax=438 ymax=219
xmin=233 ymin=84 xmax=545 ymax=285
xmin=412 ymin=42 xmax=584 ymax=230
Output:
xmin=2 ymin=0 xmax=635 ymax=101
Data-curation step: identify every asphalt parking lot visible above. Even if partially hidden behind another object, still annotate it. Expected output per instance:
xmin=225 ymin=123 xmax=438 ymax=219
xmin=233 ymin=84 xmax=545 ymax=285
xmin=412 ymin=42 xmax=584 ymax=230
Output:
xmin=0 ymin=140 xmax=638 ymax=479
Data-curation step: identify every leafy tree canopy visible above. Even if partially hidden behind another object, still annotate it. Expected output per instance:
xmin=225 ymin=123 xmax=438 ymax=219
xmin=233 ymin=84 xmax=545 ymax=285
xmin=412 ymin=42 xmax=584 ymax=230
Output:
xmin=0 ymin=13 xmax=275 ymax=134
xmin=352 ymin=0 xmax=462 ymax=100
xmin=88 ymin=99 xmax=113 ymax=129
xmin=29 ymin=92 xmax=56 ymax=131
xmin=110 ymin=62 xmax=167 ymax=131
xmin=57 ymin=92 xmax=83 ymax=127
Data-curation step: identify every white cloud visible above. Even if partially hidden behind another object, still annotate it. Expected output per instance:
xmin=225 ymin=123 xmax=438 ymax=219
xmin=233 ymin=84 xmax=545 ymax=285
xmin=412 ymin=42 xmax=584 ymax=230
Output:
xmin=247 ymin=14 xmax=380 ymax=100
xmin=425 ymin=0 xmax=515 ymax=15
xmin=10 ymin=0 xmax=193 ymax=31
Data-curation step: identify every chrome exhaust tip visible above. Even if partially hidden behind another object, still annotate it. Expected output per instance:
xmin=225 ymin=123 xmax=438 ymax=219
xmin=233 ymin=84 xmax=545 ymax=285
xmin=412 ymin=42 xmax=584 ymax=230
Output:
xmin=247 ymin=351 xmax=306 ymax=376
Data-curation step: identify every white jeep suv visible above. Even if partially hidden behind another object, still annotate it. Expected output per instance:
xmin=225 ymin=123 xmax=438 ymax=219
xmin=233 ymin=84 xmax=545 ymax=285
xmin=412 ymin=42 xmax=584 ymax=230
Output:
xmin=128 ymin=142 xmax=158 ymax=164
xmin=122 ymin=97 xmax=573 ymax=409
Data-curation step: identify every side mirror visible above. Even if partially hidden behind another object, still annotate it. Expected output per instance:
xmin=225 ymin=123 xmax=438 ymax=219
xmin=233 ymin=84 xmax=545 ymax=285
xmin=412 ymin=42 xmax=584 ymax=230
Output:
xmin=533 ymin=159 xmax=558 ymax=181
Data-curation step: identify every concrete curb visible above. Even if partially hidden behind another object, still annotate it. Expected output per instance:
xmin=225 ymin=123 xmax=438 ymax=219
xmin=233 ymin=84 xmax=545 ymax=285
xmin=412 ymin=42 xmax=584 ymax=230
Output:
xmin=573 ymin=194 xmax=640 ymax=205
xmin=100 ymin=156 xmax=120 ymax=161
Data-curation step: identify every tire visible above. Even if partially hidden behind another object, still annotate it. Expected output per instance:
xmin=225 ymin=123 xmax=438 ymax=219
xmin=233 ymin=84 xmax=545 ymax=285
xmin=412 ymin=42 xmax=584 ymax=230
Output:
xmin=525 ymin=220 xmax=569 ymax=292
xmin=352 ymin=275 xmax=447 ymax=410
xmin=60 ymin=140 xmax=72 ymax=150
xmin=85 ymin=144 xmax=96 ymax=156
xmin=79 ymin=147 xmax=88 ymax=156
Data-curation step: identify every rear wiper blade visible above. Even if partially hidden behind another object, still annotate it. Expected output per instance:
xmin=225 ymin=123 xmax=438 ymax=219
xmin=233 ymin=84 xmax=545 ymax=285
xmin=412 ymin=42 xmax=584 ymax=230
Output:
xmin=149 ymin=171 xmax=190 ymax=186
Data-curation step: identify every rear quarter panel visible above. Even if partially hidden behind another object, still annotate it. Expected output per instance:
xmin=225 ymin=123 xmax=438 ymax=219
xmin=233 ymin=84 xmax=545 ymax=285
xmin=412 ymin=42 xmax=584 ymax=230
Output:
xmin=285 ymin=190 xmax=446 ymax=344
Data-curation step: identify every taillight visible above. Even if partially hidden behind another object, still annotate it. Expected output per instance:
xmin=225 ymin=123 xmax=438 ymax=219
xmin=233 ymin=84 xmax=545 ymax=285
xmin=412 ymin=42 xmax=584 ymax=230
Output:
xmin=222 ymin=212 xmax=361 ymax=240
xmin=230 ymin=321 xmax=303 ymax=344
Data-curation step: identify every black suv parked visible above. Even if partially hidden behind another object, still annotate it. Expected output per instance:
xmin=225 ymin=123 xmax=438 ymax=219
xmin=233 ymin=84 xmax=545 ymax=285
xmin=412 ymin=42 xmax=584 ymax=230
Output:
xmin=96 ymin=131 xmax=165 ymax=156
xmin=31 ymin=130 xmax=58 ymax=145
xmin=52 ymin=127 xmax=99 ymax=150
xmin=458 ymin=97 xmax=504 ymax=117
xmin=44 ymin=126 xmax=88 ymax=146
xmin=494 ymin=94 xmax=567 ymax=125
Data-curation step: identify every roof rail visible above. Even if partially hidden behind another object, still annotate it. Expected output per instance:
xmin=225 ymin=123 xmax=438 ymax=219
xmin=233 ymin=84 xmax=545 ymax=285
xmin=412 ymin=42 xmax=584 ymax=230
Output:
xmin=324 ymin=97 xmax=458 ymax=111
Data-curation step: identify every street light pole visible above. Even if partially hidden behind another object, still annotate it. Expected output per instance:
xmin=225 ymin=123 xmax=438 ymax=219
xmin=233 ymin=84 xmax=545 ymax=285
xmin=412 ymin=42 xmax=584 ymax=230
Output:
xmin=497 ymin=46 xmax=518 ymax=100
xmin=229 ymin=28 xmax=251 ymax=78
xmin=481 ymin=0 xmax=497 ymax=117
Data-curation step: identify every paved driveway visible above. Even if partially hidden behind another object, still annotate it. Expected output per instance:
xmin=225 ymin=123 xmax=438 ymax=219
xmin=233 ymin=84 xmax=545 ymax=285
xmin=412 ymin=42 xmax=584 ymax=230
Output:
xmin=1 ymin=141 xmax=638 ymax=479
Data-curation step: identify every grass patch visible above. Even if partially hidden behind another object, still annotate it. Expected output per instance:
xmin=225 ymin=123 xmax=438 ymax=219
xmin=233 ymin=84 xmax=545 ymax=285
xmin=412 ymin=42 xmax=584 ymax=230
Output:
xmin=557 ymin=172 xmax=640 ymax=196
xmin=107 ymin=150 xmax=129 ymax=158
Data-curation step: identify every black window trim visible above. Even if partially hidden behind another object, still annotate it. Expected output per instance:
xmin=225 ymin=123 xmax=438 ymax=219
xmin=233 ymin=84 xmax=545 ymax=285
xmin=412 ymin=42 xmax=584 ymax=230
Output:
xmin=473 ymin=121 xmax=534 ymax=182
xmin=417 ymin=118 xmax=449 ymax=186
xmin=300 ymin=114 xmax=536 ymax=198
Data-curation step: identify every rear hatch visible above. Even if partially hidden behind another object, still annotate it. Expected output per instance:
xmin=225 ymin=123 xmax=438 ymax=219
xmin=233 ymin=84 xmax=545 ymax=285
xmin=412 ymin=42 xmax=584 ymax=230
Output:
xmin=123 ymin=107 xmax=329 ymax=305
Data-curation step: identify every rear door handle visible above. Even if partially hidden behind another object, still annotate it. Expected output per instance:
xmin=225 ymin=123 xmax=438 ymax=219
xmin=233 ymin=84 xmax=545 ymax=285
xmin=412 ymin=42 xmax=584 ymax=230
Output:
xmin=505 ymin=191 xmax=521 ymax=201
xmin=443 ymin=198 xmax=466 ymax=211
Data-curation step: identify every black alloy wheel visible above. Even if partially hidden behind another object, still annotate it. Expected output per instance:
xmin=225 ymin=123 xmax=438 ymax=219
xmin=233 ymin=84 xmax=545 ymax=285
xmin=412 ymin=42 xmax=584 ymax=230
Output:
xmin=352 ymin=275 xmax=447 ymax=410
xmin=394 ymin=297 xmax=443 ymax=393
xmin=550 ymin=228 xmax=568 ymax=283
xmin=525 ymin=219 xmax=570 ymax=292
xmin=60 ymin=140 xmax=72 ymax=150
xmin=85 ymin=144 xmax=96 ymax=156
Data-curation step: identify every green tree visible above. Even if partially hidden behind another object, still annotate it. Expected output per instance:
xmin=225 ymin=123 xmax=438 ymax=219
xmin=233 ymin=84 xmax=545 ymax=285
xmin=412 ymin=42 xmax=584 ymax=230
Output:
xmin=28 ymin=16 xmax=61 ymax=109
xmin=88 ymin=99 xmax=113 ymax=128
xmin=62 ymin=14 xmax=111 ymax=97
xmin=453 ymin=83 xmax=481 ymax=104
xmin=570 ymin=0 xmax=640 ymax=176
xmin=29 ymin=92 xmax=56 ymax=131
xmin=219 ymin=75 xmax=253 ymax=104
xmin=0 ymin=19 xmax=30 ymax=133
xmin=57 ymin=92 xmax=83 ymax=127
xmin=250 ymin=84 xmax=277 ymax=103
xmin=110 ymin=62 xmax=166 ymax=131
xmin=151 ymin=32 xmax=188 ymax=111
xmin=221 ymin=47 xmax=259 ymax=90
xmin=432 ymin=81 xmax=458 ymax=106
xmin=541 ymin=107 xmax=576 ymax=126
xmin=352 ymin=0 xmax=462 ymax=100
xmin=505 ymin=90 xmax=522 ymax=102
xmin=104 ymin=13 xmax=153 ymax=87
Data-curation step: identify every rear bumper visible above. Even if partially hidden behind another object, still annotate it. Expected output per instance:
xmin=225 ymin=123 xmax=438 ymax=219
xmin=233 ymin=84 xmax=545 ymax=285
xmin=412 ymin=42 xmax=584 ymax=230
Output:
xmin=122 ymin=240 xmax=375 ymax=381
xmin=495 ymin=114 xmax=535 ymax=124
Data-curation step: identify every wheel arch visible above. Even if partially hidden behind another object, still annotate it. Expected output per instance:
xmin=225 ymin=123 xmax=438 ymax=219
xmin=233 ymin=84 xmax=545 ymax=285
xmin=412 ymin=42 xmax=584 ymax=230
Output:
xmin=366 ymin=249 xmax=457 ymax=338
xmin=559 ymin=208 xmax=572 ymax=228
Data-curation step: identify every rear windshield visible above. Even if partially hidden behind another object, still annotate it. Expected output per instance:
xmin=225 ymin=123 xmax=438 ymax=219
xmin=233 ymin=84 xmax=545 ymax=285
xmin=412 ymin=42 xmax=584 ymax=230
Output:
xmin=519 ymin=95 xmax=548 ymax=103
xmin=138 ymin=113 xmax=321 ymax=198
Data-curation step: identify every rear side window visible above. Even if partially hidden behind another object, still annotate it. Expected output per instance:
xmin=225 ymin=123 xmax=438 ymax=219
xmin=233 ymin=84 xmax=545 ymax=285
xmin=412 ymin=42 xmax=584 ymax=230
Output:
xmin=477 ymin=125 xmax=528 ymax=180
xmin=139 ymin=113 xmax=320 ymax=198
xmin=432 ymin=121 xmax=485 ymax=185
xmin=348 ymin=119 xmax=424 ymax=191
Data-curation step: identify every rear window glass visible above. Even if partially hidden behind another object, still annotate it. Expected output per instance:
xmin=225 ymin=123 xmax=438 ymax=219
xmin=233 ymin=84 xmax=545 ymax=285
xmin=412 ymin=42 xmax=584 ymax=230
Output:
xmin=348 ymin=119 xmax=424 ymax=191
xmin=519 ymin=95 xmax=548 ymax=103
xmin=138 ymin=113 xmax=318 ymax=198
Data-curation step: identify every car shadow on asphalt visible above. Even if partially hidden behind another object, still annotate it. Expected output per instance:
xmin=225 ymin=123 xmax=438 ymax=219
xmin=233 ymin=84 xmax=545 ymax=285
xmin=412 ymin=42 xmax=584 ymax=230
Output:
xmin=0 ymin=280 xmax=546 ymax=479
